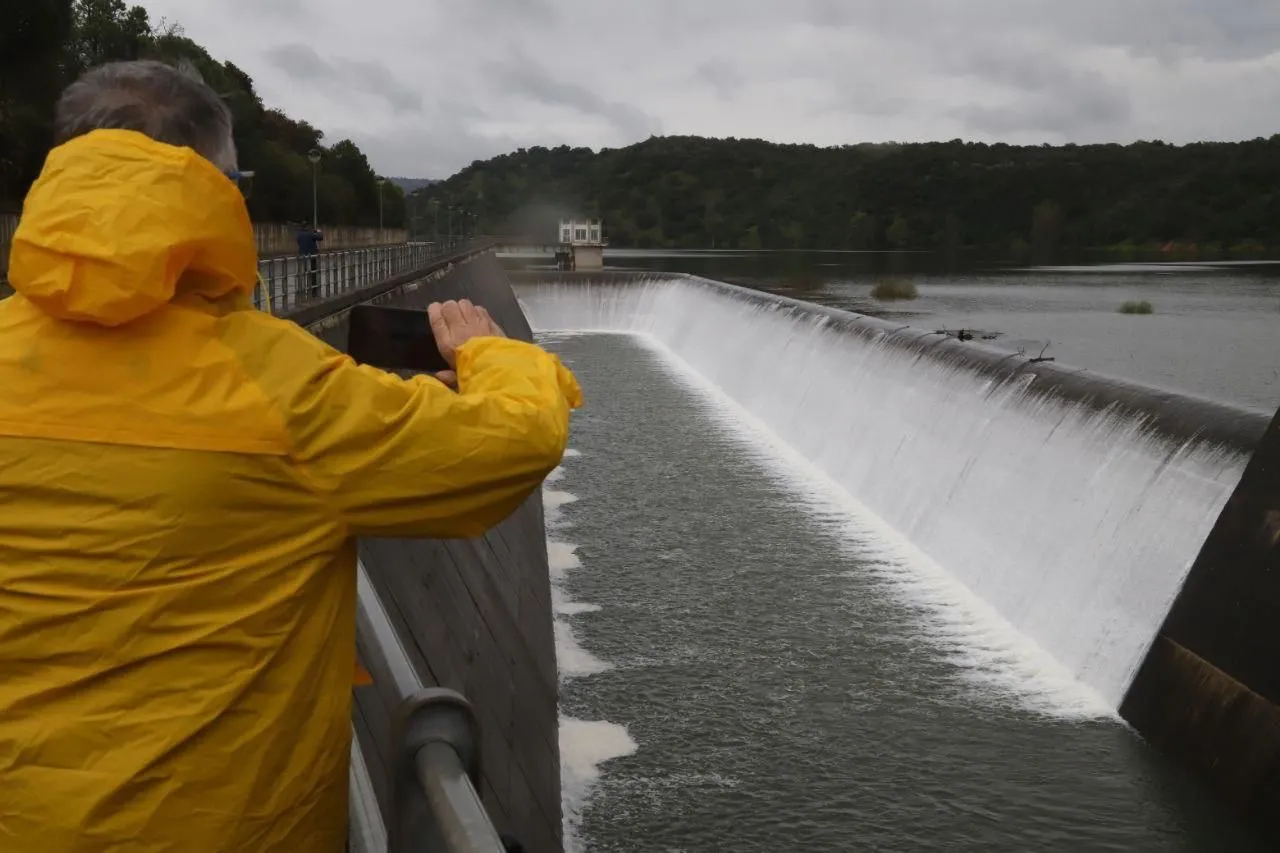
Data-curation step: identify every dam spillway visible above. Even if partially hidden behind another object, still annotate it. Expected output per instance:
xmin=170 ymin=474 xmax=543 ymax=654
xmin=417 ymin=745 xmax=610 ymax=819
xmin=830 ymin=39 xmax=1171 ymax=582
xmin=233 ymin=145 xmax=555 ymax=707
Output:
xmin=515 ymin=275 xmax=1261 ymax=712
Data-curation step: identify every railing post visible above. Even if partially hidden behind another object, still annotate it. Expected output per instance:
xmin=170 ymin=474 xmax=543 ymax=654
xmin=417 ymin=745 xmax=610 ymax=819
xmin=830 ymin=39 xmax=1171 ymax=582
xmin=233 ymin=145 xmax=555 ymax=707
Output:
xmin=389 ymin=689 xmax=505 ymax=853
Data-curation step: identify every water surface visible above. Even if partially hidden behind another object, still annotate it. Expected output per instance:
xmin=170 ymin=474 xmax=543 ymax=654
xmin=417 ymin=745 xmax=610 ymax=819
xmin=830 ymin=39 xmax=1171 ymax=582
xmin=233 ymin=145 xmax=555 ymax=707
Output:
xmin=549 ymin=333 xmax=1264 ymax=852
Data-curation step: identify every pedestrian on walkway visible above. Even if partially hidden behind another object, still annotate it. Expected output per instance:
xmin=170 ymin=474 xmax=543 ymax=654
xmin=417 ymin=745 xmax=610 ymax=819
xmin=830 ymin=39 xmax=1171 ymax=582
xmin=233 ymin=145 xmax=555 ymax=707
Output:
xmin=296 ymin=221 xmax=324 ymax=296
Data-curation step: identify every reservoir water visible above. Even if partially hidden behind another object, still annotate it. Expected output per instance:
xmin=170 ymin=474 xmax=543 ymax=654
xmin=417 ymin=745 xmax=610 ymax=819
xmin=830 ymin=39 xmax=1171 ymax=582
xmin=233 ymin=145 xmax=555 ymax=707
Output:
xmin=508 ymin=249 xmax=1280 ymax=413
xmin=542 ymin=332 xmax=1266 ymax=852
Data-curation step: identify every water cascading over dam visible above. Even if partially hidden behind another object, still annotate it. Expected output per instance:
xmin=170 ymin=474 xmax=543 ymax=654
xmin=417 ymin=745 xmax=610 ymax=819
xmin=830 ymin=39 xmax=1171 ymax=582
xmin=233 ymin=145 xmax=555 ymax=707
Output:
xmin=513 ymin=275 xmax=1266 ymax=712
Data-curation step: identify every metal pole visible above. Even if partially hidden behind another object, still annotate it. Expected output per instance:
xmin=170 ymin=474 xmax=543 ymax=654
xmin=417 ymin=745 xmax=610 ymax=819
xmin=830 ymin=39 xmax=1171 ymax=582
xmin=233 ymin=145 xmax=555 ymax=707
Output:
xmin=308 ymin=148 xmax=321 ymax=229
xmin=377 ymin=179 xmax=385 ymax=234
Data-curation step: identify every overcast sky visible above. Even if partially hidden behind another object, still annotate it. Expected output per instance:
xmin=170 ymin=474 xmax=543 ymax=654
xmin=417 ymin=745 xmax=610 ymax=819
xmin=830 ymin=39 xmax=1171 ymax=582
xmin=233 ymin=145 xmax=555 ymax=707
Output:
xmin=145 ymin=0 xmax=1280 ymax=178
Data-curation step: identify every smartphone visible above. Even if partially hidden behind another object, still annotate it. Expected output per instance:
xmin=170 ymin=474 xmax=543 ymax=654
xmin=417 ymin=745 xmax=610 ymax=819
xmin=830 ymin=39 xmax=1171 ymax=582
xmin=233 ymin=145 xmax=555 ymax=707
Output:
xmin=347 ymin=305 xmax=450 ymax=373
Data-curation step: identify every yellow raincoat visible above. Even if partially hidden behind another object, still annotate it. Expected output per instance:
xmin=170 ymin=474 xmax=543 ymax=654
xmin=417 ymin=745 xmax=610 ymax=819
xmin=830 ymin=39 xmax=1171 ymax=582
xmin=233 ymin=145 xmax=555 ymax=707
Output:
xmin=0 ymin=129 xmax=581 ymax=852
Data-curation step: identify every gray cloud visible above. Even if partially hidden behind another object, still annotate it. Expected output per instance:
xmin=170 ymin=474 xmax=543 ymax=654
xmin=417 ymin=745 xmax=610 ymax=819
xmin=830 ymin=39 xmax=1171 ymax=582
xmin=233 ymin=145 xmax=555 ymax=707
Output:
xmin=802 ymin=0 xmax=1280 ymax=61
xmin=145 ymin=0 xmax=1280 ymax=177
xmin=226 ymin=0 xmax=307 ymax=19
xmin=346 ymin=124 xmax=522 ymax=183
xmin=484 ymin=48 xmax=661 ymax=142
xmin=937 ymin=43 xmax=1132 ymax=138
xmin=464 ymin=0 xmax=559 ymax=24
xmin=695 ymin=60 xmax=745 ymax=102
xmin=265 ymin=44 xmax=422 ymax=114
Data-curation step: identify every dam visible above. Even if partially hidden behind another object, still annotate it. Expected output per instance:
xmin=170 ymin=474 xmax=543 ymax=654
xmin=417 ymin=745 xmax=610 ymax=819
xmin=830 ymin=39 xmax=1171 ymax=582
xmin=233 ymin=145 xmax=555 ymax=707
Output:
xmin=252 ymin=249 xmax=1273 ymax=849
xmin=511 ymin=272 xmax=1276 ymax=850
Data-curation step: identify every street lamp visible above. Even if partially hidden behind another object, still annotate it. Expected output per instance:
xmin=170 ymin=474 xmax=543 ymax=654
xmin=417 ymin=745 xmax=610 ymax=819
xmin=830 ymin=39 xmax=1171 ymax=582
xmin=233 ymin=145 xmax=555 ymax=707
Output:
xmin=376 ymin=178 xmax=385 ymax=233
xmin=307 ymin=148 xmax=321 ymax=228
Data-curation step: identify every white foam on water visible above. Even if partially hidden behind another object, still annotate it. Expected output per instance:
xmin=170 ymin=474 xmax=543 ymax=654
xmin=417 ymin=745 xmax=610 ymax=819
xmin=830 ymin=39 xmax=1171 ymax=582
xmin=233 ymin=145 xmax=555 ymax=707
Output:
xmin=544 ymin=454 xmax=635 ymax=849
xmin=517 ymin=279 xmax=1246 ymax=713
xmin=544 ymin=490 xmax=578 ymax=531
xmin=554 ymin=619 xmax=612 ymax=679
xmin=546 ymin=540 xmax=582 ymax=577
xmin=547 ymin=538 xmax=609 ymax=678
xmin=559 ymin=716 xmax=639 ymax=853
xmin=545 ymin=512 xmax=603 ymax=678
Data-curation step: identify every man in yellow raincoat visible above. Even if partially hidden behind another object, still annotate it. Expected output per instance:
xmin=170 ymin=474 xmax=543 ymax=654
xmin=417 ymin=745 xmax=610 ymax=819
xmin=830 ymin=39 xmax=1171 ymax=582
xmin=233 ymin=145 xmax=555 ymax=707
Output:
xmin=0 ymin=61 xmax=581 ymax=852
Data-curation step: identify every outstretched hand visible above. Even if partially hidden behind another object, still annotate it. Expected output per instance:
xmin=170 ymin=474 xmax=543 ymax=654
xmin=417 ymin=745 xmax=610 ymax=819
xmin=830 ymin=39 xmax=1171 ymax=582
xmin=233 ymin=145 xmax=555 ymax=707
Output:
xmin=427 ymin=299 xmax=505 ymax=371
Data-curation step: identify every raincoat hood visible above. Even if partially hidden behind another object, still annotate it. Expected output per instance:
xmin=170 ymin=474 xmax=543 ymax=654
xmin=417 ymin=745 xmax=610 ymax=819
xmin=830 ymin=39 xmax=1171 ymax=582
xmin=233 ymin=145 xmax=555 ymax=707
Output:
xmin=8 ymin=128 xmax=257 ymax=326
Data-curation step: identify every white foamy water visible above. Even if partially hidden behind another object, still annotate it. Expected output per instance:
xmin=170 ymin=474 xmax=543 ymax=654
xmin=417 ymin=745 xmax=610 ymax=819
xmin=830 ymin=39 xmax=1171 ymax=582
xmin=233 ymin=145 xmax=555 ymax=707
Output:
xmin=518 ymin=279 xmax=1246 ymax=710
xmin=545 ymin=454 xmax=636 ymax=848
xmin=560 ymin=717 xmax=639 ymax=853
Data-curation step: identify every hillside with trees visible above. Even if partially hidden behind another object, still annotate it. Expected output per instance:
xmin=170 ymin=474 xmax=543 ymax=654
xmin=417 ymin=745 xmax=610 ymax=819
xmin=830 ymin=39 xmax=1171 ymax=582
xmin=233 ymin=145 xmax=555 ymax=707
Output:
xmin=421 ymin=134 xmax=1280 ymax=256
xmin=2 ymin=0 xmax=404 ymax=228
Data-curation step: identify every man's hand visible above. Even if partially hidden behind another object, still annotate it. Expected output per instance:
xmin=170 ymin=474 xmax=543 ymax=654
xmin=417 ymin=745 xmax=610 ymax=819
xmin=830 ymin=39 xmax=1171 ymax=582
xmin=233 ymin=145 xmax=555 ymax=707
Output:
xmin=427 ymin=299 xmax=506 ymax=369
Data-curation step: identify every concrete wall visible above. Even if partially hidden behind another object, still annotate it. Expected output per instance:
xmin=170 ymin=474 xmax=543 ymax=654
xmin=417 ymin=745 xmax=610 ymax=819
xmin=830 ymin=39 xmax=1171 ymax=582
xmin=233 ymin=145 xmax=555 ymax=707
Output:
xmin=1121 ymin=407 xmax=1280 ymax=847
xmin=572 ymin=245 xmax=604 ymax=271
xmin=0 ymin=213 xmax=407 ymax=278
xmin=300 ymin=252 xmax=562 ymax=853
xmin=254 ymin=222 xmax=407 ymax=256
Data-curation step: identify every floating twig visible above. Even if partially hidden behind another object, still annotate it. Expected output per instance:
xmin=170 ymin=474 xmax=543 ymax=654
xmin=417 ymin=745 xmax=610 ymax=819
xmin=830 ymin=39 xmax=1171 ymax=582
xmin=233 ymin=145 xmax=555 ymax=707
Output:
xmin=1028 ymin=342 xmax=1055 ymax=364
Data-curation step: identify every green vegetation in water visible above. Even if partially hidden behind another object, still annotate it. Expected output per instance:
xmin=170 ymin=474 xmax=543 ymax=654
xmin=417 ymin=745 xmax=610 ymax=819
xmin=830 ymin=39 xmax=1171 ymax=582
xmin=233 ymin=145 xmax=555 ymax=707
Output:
xmin=1119 ymin=300 xmax=1155 ymax=315
xmin=871 ymin=278 xmax=919 ymax=301
xmin=4 ymin=1 xmax=406 ymax=228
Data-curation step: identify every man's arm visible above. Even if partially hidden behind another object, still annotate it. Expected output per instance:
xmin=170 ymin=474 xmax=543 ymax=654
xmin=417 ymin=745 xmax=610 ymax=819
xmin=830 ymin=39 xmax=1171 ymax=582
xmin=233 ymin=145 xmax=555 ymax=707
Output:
xmin=286 ymin=333 xmax=581 ymax=539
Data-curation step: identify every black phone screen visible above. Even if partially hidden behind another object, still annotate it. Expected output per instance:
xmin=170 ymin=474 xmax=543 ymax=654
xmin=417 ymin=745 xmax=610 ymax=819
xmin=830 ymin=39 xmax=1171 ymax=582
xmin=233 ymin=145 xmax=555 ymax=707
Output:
xmin=347 ymin=305 xmax=451 ymax=374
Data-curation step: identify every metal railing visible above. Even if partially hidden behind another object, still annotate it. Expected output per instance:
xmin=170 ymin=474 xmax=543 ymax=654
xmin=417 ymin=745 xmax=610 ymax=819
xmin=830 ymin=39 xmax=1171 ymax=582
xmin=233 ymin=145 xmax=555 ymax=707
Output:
xmin=351 ymin=561 xmax=508 ymax=853
xmin=253 ymin=240 xmax=468 ymax=315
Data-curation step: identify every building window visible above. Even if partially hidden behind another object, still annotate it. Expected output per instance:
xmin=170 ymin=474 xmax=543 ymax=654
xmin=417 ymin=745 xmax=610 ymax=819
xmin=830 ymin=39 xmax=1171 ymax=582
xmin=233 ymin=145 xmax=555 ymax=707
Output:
xmin=575 ymin=228 xmax=588 ymax=241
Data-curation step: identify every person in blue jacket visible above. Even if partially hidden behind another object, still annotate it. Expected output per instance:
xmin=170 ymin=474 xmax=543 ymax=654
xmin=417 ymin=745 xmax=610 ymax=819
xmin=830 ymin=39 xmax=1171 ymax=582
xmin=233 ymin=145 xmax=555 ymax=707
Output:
xmin=296 ymin=222 xmax=324 ymax=296
xmin=296 ymin=222 xmax=324 ymax=255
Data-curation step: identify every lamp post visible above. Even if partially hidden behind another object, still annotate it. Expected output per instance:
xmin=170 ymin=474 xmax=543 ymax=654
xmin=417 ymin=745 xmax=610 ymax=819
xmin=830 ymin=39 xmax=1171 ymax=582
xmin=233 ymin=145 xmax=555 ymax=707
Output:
xmin=429 ymin=199 xmax=439 ymax=246
xmin=376 ymin=178 xmax=385 ymax=233
xmin=307 ymin=148 xmax=321 ymax=228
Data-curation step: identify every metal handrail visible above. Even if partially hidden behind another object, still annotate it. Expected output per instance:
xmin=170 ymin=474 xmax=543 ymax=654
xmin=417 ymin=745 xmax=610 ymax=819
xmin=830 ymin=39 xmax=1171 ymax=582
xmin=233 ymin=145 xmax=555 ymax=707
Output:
xmin=354 ymin=560 xmax=507 ymax=853
xmin=415 ymin=742 xmax=506 ymax=852
xmin=253 ymin=239 xmax=469 ymax=314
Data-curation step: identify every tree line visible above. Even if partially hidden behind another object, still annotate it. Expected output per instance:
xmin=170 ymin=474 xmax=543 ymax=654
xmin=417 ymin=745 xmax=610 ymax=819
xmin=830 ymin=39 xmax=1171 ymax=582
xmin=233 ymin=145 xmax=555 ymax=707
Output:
xmin=2 ymin=0 xmax=406 ymax=228
xmin=421 ymin=133 xmax=1280 ymax=256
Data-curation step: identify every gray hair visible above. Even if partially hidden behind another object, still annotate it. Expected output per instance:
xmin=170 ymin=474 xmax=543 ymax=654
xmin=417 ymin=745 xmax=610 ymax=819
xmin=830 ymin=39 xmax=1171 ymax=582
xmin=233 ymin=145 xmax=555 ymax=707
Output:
xmin=54 ymin=60 xmax=237 ymax=172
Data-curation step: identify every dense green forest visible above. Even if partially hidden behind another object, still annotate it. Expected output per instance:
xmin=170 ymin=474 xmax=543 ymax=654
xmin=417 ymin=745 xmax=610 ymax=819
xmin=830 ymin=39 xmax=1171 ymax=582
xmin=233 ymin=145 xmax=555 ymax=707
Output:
xmin=2 ymin=0 xmax=405 ymax=228
xmin=422 ymin=134 xmax=1280 ymax=255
